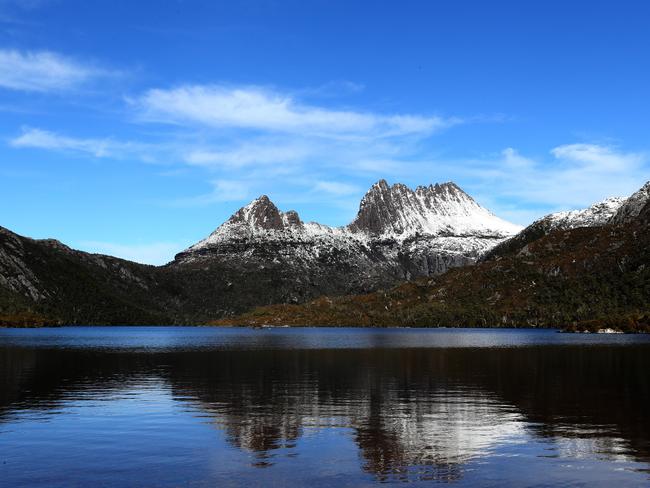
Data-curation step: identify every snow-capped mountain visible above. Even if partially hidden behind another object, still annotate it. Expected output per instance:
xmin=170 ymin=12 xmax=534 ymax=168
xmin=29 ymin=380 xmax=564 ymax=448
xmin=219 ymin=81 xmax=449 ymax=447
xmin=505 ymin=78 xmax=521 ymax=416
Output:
xmin=175 ymin=180 xmax=522 ymax=299
xmin=186 ymin=180 xmax=520 ymax=251
xmin=348 ymin=180 xmax=520 ymax=238
xmin=187 ymin=195 xmax=350 ymax=251
xmin=533 ymin=196 xmax=625 ymax=231
xmin=483 ymin=192 xmax=635 ymax=261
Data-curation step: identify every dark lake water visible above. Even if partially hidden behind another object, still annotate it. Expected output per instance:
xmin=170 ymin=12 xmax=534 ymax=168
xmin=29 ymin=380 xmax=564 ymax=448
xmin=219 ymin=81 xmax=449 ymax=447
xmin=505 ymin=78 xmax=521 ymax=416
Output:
xmin=1 ymin=327 xmax=649 ymax=487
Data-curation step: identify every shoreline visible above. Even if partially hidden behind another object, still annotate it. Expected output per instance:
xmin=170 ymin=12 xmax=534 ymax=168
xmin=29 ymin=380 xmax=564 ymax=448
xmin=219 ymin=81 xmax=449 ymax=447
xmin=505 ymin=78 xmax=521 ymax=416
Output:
xmin=2 ymin=323 xmax=645 ymax=334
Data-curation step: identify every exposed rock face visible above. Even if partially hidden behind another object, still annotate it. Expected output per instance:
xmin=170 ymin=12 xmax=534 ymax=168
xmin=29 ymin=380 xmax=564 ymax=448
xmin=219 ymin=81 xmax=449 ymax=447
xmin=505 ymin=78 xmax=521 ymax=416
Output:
xmin=226 ymin=195 xmax=300 ymax=231
xmin=610 ymin=181 xmax=650 ymax=224
xmin=0 ymin=227 xmax=47 ymax=302
xmin=638 ymin=200 xmax=650 ymax=223
xmin=348 ymin=180 xmax=520 ymax=238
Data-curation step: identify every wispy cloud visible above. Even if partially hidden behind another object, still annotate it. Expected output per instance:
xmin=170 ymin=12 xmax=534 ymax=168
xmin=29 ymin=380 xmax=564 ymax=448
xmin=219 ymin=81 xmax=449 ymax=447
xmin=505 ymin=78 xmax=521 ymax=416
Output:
xmin=79 ymin=240 xmax=189 ymax=265
xmin=297 ymin=80 xmax=366 ymax=98
xmin=9 ymin=127 xmax=156 ymax=160
xmin=502 ymin=144 xmax=646 ymax=207
xmin=0 ymin=49 xmax=109 ymax=92
xmin=11 ymin=127 xmax=114 ymax=157
xmin=551 ymin=143 xmax=645 ymax=172
xmin=136 ymin=85 xmax=461 ymax=138
xmin=447 ymin=144 xmax=649 ymax=223
xmin=315 ymin=143 xmax=649 ymax=225
xmin=14 ymin=76 xmax=639 ymax=227
xmin=184 ymin=142 xmax=310 ymax=169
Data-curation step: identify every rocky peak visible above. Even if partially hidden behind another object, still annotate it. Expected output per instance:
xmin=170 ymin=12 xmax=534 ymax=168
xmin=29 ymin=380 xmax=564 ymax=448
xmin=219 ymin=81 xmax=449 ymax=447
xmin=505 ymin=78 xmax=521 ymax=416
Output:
xmin=226 ymin=195 xmax=304 ymax=231
xmin=186 ymin=195 xmax=308 ymax=252
xmin=416 ymin=182 xmax=480 ymax=215
xmin=348 ymin=180 xmax=520 ymax=238
xmin=282 ymin=210 xmax=303 ymax=228
xmin=348 ymin=180 xmax=425 ymax=235
xmin=182 ymin=179 xmax=521 ymax=258
xmin=610 ymin=181 xmax=650 ymax=225
xmin=228 ymin=195 xmax=284 ymax=231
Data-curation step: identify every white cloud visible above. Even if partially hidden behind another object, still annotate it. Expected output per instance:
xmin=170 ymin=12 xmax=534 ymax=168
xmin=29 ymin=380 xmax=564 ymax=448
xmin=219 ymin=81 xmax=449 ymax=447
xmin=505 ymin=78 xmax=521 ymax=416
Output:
xmin=551 ymin=143 xmax=645 ymax=172
xmin=11 ymin=127 xmax=114 ymax=157
xmin=79 ymin=241 xmax=188 ymax=265
xmin=453 ymin=143 xmax=649 ymax=223
xmin=0 ymin=49 xmax=105 ymax=92
xmin=185 ymin=142 xmax=309 ymax=168
xmin=136 ymin=85 xmax=460 ymax=138
xmin=9 ymin=127 xmax=154 ymax=160
xmin=501 ymin=147 xmax=535 ymax=169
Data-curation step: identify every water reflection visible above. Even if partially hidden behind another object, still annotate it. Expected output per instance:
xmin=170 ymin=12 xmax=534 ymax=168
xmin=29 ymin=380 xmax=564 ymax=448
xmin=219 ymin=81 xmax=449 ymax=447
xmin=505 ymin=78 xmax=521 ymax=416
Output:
xmin=1 ymin=336 xmax=650 ymax=485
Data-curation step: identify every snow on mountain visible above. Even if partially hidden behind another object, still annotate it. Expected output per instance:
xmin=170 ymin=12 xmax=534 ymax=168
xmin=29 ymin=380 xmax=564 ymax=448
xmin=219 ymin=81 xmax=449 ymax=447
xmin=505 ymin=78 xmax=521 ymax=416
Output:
xmin=187 ymin=195 xmax=354 ymax=252
xmin=609 ymin=181 xmax=650 ymax=225
xmin=482 ymin=195 xmax=628 ymax=261
xmin=348 ymin=180 xmax=521 ymax=239
xmin=176 ymin=179 xmax=524 ymax=293
xmin=537 ymin=196 xmax=626 ymax=231
xmin=188 ymin=180 xmax=521 ymax=254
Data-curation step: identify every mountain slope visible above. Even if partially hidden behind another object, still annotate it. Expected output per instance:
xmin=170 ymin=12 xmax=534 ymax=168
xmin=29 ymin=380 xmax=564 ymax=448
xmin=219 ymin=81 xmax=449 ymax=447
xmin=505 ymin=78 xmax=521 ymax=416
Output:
xmin=484 ymin=197 xmax=625 ymax=260
xmin=216 ymin=182 xmax=650 ymax=329
xmin=0 ymin=226 xmax=174 ymax=324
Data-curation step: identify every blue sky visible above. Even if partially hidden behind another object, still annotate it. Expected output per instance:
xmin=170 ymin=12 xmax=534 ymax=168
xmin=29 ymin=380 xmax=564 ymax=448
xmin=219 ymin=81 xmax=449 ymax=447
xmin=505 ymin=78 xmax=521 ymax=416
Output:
xmin=1 ymin=0 xmax=649 ymax=264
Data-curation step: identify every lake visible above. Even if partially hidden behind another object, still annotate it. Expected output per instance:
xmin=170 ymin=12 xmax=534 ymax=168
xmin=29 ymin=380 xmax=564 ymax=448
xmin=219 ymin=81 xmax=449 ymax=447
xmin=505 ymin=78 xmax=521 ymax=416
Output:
xmin=1 ymin=327 xmax=649 ymax=487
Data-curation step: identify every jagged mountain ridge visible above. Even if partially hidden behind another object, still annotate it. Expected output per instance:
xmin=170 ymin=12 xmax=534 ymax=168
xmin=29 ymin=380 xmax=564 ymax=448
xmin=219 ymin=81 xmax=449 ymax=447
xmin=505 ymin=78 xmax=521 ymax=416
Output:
xmin=185 ymin=180 xmax=521 ymax=253
xmin=2 ymin=179 xmax=647 ymax=326
xmin=348 ymin=180 xmax=520 ymax=238
xmin=174 ymin=180 xmax=522 ymax=304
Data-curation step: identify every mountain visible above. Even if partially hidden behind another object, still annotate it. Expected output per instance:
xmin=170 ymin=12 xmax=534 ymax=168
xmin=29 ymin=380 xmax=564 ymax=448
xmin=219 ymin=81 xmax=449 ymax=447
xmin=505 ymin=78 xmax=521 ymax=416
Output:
xmin=0 ymin=226 xmax=171 ymax=325
xmin=4 ymin=179 xmax=648 ymax=329
xmin=484 ymin=196 xmax=625 ymax=260
xmin=347 ymin=180 xmax=520 ymax=238
xmin=215 ymin=181 xmax=650 ymax=331
xmin=176 ymin=179 xmax=521 ymax=280
xmin=0 ymin=180 xmax=521 ymax=325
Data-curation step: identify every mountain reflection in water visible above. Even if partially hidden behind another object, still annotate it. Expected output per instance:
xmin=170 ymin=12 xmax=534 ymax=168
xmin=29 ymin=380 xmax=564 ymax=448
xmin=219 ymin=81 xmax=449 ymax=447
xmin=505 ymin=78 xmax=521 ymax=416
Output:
xmin=0 ymin=328 xmax=649 ymax=486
